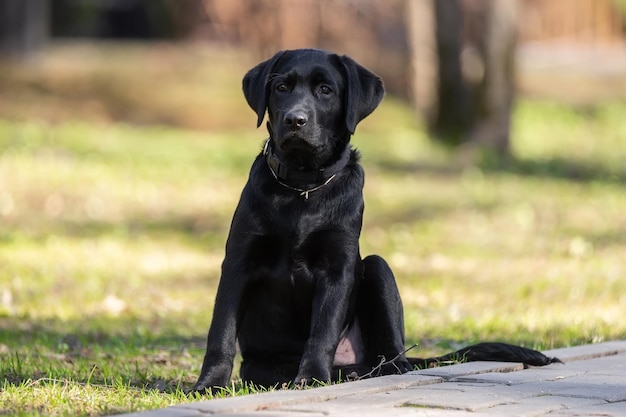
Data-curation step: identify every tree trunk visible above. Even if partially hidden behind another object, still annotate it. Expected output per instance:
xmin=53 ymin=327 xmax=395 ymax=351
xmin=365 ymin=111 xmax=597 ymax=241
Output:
xmin=406 ymin=0 xmax=518 ymax=157
xmin=405 ymin=0 xmax=438 ymax=124
xmin=0 ymin=0 xmax=49 ymax=59
xmin=468 ymin=0 xmax=518 ymax=156
xmin=433 ymin=0 xmax=472 ymax=143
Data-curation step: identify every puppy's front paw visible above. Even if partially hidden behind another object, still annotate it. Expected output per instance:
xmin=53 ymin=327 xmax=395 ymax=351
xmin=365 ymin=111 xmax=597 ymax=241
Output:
xmin=292 ymin=376 xmax=327 ymax=388
xmin=189 ymin=365 xmax=232 ymax=396
xmin=186 ymin=380 xmax=221 ymax=396
xmin=293 ymin=367 xmax=331 ymax=388
xmin=395 ymin=359 xmax=413 ymax=374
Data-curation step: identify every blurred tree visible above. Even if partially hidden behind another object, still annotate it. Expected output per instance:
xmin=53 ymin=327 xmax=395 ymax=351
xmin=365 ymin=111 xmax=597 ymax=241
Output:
xmin=199 ymin=0 xmax=409 ymax=97
xmin=51 ymin=0 xmax=181 ymax=39
xmin=0 ymin=0 xmax=49 ymax=58
xmin=406 ymin=0 xmax=518 ymax=157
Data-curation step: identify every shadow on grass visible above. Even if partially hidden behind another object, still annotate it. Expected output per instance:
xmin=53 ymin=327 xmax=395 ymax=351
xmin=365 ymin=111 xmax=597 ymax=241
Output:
xmin=364 ymin=199 xmax=499 ymax=230
xmin=0 ymin=315 xmax=206 ymax=393
xmin=375 ymin=155 xmax=626 ymax=184
xmin=0 ymin=210 xmax=231 ymax=248
xmin=482 ymin=156 xmax=626 ymax=184
xmin=59 ymin=213 xmax=229 ymax=244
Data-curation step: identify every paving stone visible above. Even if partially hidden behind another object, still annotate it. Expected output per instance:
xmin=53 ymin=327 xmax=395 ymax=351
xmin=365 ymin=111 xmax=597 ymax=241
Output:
xmin=173 ymin=390 xmax=325 ymax=414
xmin=548 ymin=381 xmax=626 ymax=402
xmin=559 ymin=352 xmax=626 ymax=375
xmin=277 ymin=387 xmax=487 ymax=414
xmin=387 ymin=383 xmax=523 ymax=412
xmin=454 ymin=362 xmax=590 ymax=386
xmin=117 ymin=407 xmax=203 ymax=417
xmin=277 ymin=391 xmax=413 ymax=413
xmin=224 ymin=407 xmax=467 ymax=417
xmin=478 ymin=396 xmax=604 ymax=417
xmin=561 ymin=373 xmax=626 ymax=390
xmin=224 ymin=412 xmax=327 ymax=417
xmin=316 ymin=373 xmax=443 ymax=395
xmin=542 ymin=341 xmax=626 ymax=363
xmin=545 ymin=353 xmax=626 ymax=373
xmin=410 ymin=361 xmax=523 ymax=380
xmin=551 ymin=401 xmax=626 ymax=416
xmin=509 ymin=380 xmax=626 ymax=403
xmin=373 ymin=406 xmax=478 ymax=417
xmin=265 ymin=380 xmax=463 ymax=415
xmin=389 ymin=378 xmax=625 ymax=410
xmin=173 ymin=391 xmax=312 ymax=415
xmin=323 ymin=407 xmax=468 ymax=417
xmin=171 ymin=374 xmax=441 ymax=415
xmin=456 ymin=352 xmax=626 ymax=386
xmin=453 ymin=368 xmax=582 ymax=385
xmin=278 ymin=405 xmax=472 ymax=417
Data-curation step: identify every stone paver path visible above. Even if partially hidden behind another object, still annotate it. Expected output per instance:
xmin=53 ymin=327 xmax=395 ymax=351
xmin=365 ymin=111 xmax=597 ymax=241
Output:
xmin=121 ymin=341 xmax=626 ymax=416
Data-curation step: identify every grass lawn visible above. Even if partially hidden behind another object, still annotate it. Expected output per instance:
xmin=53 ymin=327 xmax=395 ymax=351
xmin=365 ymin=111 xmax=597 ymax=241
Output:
xmin=1 ymin=44 xmax=625 ymax=416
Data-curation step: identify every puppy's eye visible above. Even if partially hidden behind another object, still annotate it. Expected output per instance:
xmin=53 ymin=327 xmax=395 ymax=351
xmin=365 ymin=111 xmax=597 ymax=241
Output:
xmin=276 ymin=83 xmax=288 ymax=92
xmin=319 ymin=85 xmax=333 ymax=95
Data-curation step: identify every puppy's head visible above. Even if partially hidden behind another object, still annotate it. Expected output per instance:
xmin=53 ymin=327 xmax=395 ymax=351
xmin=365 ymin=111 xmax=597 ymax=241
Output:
xmin=243 ymin=49 xmax=384 ymax=166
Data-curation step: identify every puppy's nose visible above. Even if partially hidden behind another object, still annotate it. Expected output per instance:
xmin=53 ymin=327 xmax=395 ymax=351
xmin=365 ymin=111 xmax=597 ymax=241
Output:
xmin=284 ymin=111 xmax=308 ymax=129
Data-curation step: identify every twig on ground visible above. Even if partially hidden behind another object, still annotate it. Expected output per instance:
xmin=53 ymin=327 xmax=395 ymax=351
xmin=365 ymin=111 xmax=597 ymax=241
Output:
xmin=356 ymin=344 xmax=418 ymax=380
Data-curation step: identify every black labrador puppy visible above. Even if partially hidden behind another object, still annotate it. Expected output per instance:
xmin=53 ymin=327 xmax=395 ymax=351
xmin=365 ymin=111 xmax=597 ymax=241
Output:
xmin=192 ymin=49 xmax=559 ymax=392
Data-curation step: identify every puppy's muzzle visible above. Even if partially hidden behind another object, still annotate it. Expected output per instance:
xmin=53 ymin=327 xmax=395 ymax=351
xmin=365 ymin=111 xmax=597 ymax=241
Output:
xmin=284 ymin=110 xmax=308 ymax=130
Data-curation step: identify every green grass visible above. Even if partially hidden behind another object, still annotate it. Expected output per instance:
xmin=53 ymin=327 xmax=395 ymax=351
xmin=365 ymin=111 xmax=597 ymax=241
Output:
xmin=1 ymin=44 xmax=626 ymax=416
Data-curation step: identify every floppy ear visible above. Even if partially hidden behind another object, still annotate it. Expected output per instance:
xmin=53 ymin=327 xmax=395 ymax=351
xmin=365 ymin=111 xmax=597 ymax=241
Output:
xmin=339 ymin=55 xmax=385 ymax=134
xmin=242 ymin=50 xmax=287 ymax=127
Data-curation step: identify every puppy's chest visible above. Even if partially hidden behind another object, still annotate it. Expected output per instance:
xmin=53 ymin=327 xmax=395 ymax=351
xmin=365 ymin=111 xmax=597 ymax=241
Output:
xmin=247 ymin=232 xmax=328 ymax=284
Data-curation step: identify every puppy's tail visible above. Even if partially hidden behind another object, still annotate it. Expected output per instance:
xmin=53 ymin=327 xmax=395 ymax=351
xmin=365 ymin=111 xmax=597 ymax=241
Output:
xmin=407 ymin=342 xmax=563 ymax=369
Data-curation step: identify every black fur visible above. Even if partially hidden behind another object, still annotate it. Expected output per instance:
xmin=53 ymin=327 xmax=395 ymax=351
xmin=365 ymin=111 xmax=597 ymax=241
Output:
xmin=407 ymin=342 xmax=562 ymax=369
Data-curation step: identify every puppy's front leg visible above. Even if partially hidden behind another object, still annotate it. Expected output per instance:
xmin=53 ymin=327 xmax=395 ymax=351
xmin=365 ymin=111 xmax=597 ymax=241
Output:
xmin=191 ymin=259 xmax=247 ymax=393
xmin=294 ymin=263 xmax=356 ymax=385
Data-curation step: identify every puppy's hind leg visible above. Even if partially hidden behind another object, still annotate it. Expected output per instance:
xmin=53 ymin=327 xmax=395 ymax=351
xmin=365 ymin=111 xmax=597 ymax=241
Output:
xmin=357 ymin=255 xmax=413 ymax=375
